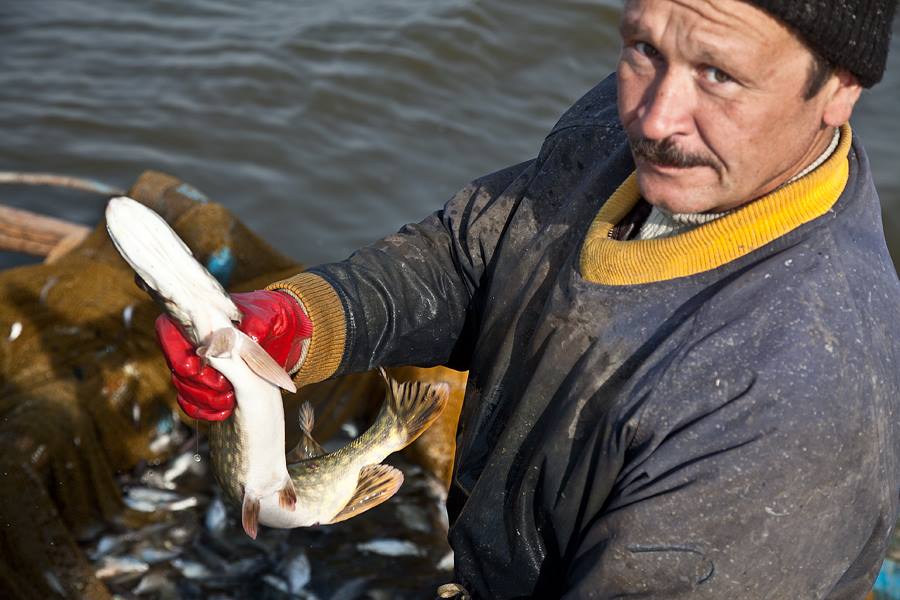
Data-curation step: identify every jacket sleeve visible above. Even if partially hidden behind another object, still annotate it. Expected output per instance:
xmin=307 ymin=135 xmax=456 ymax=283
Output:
xmin=560 ymin=323 xmax=893 ymax=599
xmin=268 ymin=159 xmax=535 ymax=384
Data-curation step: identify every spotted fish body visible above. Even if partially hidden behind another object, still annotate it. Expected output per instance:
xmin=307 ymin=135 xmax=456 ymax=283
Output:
xmin=106 ymin=196 xmax=298 ymax=538
xmin=258 ymin=375 xmax=449 ymax=528
xmin=106 ymin=196 xmax=449 ymax=537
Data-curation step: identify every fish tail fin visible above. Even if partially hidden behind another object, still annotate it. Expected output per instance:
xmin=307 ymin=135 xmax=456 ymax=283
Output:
xmin=378 ymin=367 xmax=449 ymax=447
xmin=241 ymin=490 xmax=261 ymax=539
xmin=278 ymin=476 xmax=297 ymax=511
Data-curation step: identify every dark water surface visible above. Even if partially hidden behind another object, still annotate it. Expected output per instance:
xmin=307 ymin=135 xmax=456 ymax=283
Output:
xmin=2 ymin=0 xmax=897 ymax=269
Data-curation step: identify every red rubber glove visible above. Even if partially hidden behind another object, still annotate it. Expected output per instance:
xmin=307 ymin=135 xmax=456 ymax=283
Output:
xmin=155 ymin=290 xmax=313 ymax=421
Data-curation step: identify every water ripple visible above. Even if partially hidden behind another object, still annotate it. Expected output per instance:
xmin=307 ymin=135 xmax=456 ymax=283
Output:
xmin=0 ymin=0 xmax=897 ymax=269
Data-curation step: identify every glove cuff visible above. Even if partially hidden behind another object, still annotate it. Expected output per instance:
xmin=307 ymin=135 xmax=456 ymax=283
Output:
xmin=268 ymin=272 xmax=346 ymax=384
xmin=275 ymin=291 xmax=313 ymax=375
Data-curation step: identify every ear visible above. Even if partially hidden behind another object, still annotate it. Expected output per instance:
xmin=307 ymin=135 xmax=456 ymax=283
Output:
xmin=822 ymin=68 xmax=862 ymax=127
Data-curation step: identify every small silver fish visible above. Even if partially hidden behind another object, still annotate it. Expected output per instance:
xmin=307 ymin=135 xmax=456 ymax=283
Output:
xmin=105 ymin=196 xmax=449 ymax=539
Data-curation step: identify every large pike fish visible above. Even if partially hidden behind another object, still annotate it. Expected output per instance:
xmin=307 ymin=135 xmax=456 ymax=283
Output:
xmin=105 ymin=196 xmax=449 ymax=538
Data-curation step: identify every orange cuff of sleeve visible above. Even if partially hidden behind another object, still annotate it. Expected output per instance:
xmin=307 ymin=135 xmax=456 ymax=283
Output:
xmin=266 ymin=272 xmax=347 ymax=385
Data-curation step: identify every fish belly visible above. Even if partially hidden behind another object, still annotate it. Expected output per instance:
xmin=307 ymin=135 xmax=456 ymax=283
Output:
xmin=206 ymin=353 xmax=290 ymax=496
xmin=258 ymin=463 xmax=362 ymax=528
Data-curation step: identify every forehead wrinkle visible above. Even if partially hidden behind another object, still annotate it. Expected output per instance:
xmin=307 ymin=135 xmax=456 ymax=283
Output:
xmin=668 ymin=0 xmax=775 ymax=43
xmin=622 ymin=0 xmax=792 ymax=77
xmin=623 ymin=0 xmax=784 ymax=49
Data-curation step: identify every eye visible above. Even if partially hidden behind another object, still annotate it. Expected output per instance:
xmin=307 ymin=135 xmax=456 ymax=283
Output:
xmin=634 ymin=41 xmax=661 ymax=60
xmin=702 ymin=65 xmax=734 ymax=84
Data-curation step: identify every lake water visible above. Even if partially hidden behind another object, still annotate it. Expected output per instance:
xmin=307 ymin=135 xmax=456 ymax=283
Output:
xmin=1 ymin=0 xmax=898 ymax=269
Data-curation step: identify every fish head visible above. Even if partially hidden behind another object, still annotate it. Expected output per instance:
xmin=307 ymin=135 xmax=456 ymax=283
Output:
xmin=134 ymin=273 xmax=202 ymax=345
xmin=105 ymin=196 xmax=243 ymax=343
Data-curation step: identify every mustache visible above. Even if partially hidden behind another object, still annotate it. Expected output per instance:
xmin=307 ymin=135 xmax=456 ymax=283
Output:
xmin=629 ymin=136 xmax=721 ymax=174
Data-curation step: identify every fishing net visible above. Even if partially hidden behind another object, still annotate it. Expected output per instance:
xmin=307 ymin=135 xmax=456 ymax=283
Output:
xmin=0 ymin=171 xmax=464 ymax=599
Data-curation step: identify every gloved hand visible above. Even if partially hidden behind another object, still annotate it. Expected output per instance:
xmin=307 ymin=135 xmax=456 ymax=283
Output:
xmin=156 ymin=290 xmax=313 ymax=421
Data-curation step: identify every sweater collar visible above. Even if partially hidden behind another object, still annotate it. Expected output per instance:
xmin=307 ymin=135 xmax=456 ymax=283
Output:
xmin=579 ymin=123 xmax=852 ymax=286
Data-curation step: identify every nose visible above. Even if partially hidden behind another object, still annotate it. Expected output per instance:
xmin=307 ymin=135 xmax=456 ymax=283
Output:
xmin=636 ymin=68 xmax=695 ymax=141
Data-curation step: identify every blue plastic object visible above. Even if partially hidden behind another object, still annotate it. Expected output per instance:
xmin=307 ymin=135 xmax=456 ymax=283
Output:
xmin=175 ymin=183 xmax=209 ymax=203
xmin=205 ymin=247 xmax=235 ymax=287
xmin=874 ymin=559 xmax=900 ymax=599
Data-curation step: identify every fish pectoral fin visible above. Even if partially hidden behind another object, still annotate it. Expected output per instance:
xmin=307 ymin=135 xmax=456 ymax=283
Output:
xmin=286 ymin=401 xmax=327 ymax=463
xmin=241 ymin=492 xmax=261 ymax=540
xmin=326 ymin=464 xmax=404 ymax=524
xmin=198 ymin=328 xmax=237 ymax=360
xmin=278 ymin=477 xmax=297 ymax=511
xmin=236 ymin=331 xmax=297 ymax=393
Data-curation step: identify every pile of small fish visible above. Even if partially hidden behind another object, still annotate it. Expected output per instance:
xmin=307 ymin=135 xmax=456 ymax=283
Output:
xmin=83 ymin=418 xmax=454 ymax=599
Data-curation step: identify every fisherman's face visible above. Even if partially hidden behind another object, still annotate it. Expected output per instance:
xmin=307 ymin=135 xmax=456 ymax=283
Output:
xmin=616 ymin=0 xmax=861 ymax=213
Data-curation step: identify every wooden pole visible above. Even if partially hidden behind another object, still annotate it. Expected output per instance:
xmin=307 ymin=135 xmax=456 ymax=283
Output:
xmin=0 ymin=171 xmax=120 ymax=264
xmin=0 ymin=172 xmax=123 ymax=196
xmin=0 ymin=205 xmax=90 ymax=262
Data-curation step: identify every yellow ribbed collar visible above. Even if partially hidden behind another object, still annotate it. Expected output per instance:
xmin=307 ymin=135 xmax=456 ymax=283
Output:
xmin=579 ymin=124 xmax=852 ymax=286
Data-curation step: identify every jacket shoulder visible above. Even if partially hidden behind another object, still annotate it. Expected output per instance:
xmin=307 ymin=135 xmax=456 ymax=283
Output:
xmin=548 ymin=73 xmax=623 ymax=135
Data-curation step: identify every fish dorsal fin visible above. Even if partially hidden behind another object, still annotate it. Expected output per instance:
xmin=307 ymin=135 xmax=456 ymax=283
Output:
xmin=327 ymin=464 xmax=404 ymax=524
xmin=298 ymin=399 xmax=316 ymax=433
xmin=286 ymin=401 xmax=326 ymax=463
xmin=236 ymin=331 xmax=297 ymax=393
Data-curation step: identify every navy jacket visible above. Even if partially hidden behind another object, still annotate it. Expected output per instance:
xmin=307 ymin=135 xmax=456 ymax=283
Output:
xmin=294 ymin=75 xmax=900 ymax=598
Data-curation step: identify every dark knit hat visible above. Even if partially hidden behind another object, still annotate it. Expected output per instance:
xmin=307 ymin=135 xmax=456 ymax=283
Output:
xmin=743 ymin=0 xmax=897 ymax=87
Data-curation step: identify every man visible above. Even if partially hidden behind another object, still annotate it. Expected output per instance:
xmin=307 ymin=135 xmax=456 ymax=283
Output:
xmin=157 ymin=0 xmax=899 ymax=597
